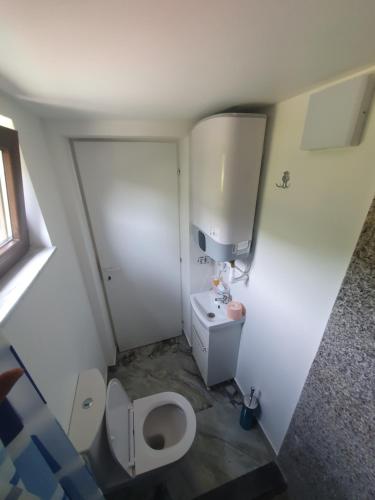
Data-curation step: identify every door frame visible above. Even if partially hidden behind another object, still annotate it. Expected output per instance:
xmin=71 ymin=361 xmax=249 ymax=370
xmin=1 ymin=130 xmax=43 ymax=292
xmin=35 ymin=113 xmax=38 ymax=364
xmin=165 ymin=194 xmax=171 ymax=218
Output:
xmin=70 ymin=138 xmax=183 ymax=352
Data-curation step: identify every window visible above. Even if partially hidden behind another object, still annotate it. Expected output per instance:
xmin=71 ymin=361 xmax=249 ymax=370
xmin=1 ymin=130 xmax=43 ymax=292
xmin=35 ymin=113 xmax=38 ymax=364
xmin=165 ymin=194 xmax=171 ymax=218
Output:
xmin=0 ymin=125 xmax=29 ymax=278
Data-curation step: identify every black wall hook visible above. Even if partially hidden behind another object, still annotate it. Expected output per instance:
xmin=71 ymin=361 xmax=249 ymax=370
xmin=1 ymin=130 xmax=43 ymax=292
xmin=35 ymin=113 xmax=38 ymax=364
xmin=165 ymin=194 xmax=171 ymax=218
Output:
xmin=276 ymin=171 xmax=290 ymax=189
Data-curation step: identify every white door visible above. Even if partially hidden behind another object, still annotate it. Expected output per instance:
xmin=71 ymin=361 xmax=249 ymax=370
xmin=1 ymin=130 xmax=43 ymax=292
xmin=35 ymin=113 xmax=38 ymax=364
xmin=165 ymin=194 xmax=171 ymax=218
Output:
xmin=73 ymin=141 xmax=181 ymax=351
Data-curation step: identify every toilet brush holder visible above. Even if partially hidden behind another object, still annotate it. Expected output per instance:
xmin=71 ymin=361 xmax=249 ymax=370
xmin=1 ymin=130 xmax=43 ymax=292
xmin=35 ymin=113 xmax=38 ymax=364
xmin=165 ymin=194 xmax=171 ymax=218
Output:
xmin=240 ymin=394 xmax=259 ymax=430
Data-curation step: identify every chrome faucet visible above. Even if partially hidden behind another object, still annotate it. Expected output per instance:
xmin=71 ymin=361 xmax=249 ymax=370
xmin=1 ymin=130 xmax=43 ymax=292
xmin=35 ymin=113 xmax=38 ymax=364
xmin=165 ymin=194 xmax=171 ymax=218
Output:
xmin=214 ymin=291 xmax=232 ymax=304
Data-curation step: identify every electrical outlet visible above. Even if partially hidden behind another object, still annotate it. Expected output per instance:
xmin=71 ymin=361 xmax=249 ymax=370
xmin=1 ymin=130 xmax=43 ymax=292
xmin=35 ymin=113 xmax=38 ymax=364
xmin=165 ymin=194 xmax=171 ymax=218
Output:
xmin=197 ymin=255 xmax=211 ymax=264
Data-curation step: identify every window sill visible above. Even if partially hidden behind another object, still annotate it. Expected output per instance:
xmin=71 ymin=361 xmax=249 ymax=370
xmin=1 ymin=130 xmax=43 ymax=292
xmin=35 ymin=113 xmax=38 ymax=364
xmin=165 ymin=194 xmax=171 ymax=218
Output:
xmin=0 ymin=246 xmax=56 ymax=324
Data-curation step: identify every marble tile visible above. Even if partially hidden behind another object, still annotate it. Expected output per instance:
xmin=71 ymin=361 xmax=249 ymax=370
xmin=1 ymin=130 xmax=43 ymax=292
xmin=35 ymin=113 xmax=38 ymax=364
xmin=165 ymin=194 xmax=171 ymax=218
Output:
xmin=166 ymin=403 xmax=274 ymax=500
xmin=108 ymin=335 xmax=274 ymax=500
xmin=109 ymin=336 xmax=239 ymax=413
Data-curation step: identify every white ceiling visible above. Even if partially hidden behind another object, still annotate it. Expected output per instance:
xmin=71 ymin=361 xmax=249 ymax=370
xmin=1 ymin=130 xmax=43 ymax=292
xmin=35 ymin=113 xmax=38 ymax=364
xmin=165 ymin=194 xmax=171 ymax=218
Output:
xmin=1 ymin=0 xmax=375 ymax=119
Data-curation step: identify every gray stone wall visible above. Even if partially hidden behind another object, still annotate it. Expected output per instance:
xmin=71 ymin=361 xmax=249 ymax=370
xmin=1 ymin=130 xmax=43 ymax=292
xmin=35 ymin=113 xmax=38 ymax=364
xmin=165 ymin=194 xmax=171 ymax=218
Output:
xmin=278 ymin=198 xmax=375 ymax=500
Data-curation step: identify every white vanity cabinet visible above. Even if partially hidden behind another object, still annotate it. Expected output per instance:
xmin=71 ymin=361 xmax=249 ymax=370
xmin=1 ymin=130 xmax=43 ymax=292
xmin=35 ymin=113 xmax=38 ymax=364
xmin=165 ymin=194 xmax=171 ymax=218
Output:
xmin=190 ymin=292 xmax=244 ymax=387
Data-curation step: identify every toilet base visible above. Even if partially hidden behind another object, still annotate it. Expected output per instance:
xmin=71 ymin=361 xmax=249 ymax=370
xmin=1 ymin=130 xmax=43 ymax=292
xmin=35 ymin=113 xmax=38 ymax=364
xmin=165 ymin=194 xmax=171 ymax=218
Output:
xmin=83 ymin=421 xmax=131 ymax=493
xmin=87 ymin=421 xmax=184 ymax=495
xmin=101 ymin=450 xmax=182 ymax=495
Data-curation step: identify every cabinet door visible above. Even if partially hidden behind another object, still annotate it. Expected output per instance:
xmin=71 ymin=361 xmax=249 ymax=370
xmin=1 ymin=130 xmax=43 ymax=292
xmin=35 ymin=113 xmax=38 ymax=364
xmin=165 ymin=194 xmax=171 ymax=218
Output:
xmin=192 ymin=325 xmax=208 ymax=384
xmin=208 ymin=327 xmax=240 ymax=385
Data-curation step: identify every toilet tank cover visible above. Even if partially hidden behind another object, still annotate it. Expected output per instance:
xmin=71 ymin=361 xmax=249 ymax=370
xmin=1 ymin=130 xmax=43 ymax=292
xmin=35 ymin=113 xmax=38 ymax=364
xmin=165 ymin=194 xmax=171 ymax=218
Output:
xmin=69 ymin=368 xmax=106 ymax=453
xmin=106 ymin=378 xmax=133 ymax=471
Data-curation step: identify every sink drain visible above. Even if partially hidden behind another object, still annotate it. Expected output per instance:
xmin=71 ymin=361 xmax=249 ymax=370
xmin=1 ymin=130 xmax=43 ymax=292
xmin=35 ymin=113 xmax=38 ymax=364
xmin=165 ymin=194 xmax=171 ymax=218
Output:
xmin=207 ymin=312 xmax=215 ymax=319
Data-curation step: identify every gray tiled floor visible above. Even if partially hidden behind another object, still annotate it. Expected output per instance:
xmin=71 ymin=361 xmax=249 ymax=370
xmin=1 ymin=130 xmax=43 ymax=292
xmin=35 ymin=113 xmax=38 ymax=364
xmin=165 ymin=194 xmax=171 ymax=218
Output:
xmin=108 ymin=335 xmax=274 ymax=499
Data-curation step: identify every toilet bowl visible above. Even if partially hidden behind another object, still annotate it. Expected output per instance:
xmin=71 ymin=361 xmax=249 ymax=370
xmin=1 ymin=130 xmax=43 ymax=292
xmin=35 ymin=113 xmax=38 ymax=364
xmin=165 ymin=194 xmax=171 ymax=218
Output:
xmin=106 ymin=378 xmax=196 ymax=476
xmin=69 ymin=369 xmax=196 ymax=490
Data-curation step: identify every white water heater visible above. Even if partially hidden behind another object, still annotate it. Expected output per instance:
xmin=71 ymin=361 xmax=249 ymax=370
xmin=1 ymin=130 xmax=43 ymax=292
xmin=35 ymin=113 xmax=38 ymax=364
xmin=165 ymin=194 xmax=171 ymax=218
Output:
xmin=190 ymin=113 xmax=266 ymax=262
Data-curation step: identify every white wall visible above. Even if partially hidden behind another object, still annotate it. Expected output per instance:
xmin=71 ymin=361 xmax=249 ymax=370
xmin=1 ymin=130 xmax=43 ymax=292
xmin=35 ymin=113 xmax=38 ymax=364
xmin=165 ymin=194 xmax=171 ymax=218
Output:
xmin=179 ymin=135 xmax=216 ymax=344
xmin=43 ymin=119 xmax=192 ymax=352
xmin=179 ymin=137 xmax=192 ymax=341
xmin=189 ymin=241 xmax=215 ymax=291
xmin=0 ymin=91 xmax=107 ymax=431
xmin=234 ymin=68 xmax=375 ymax=452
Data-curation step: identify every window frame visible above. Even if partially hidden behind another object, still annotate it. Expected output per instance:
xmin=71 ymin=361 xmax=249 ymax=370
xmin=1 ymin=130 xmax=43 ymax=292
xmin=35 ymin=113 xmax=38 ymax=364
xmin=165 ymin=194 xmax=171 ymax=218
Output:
xmin=0 ymin=125 xmax=29 ymax=278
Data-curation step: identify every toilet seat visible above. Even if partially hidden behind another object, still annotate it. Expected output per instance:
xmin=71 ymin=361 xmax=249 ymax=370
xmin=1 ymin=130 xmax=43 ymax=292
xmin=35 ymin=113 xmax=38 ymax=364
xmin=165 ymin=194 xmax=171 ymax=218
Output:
xmin=106 ymin=379 xmax=196 ymax=476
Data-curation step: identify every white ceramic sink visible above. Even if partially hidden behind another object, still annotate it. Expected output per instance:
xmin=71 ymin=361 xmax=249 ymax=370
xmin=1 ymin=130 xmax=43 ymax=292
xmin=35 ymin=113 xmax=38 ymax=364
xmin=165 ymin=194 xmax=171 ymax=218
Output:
xmin=190 ymin=291 xmax=245 ymax=330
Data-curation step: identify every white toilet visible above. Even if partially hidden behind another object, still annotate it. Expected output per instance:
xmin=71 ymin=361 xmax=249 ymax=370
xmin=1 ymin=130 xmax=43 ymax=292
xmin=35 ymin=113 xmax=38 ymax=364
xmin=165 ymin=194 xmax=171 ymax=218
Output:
xmin=68 ymin=368 xmax=196 ymax=491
